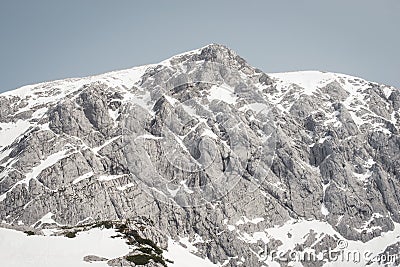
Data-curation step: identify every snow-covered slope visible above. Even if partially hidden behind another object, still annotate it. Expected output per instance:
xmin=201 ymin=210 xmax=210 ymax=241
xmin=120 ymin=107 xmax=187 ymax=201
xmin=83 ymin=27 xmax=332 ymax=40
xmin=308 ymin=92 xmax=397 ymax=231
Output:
xmin=0 ymin=227 xmax=129 ymax=267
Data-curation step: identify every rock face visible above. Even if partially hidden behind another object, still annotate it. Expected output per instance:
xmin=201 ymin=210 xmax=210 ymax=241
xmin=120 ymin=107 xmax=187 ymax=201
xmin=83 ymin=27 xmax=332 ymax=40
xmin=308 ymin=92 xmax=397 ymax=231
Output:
xmin=1 ymin=44 xmax=400 ymax=266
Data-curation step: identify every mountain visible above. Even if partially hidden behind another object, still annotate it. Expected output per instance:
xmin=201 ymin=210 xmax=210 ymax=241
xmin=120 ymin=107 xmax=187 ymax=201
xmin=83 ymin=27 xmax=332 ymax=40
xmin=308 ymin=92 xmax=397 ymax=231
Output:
xmin=1 ymin=44 xmax=400 ymax=266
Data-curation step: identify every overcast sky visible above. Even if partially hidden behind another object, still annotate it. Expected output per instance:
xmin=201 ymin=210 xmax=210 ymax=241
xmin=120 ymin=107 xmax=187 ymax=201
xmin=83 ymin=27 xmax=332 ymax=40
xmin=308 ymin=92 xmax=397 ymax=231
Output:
xmin=0 ymin=0 xmax=399 ymax=93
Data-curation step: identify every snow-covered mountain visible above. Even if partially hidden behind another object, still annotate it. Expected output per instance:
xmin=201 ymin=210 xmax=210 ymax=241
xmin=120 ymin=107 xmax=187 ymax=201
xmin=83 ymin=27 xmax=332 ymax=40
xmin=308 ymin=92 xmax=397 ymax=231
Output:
xmin=1 ymin=44 xmax=400 ymax=266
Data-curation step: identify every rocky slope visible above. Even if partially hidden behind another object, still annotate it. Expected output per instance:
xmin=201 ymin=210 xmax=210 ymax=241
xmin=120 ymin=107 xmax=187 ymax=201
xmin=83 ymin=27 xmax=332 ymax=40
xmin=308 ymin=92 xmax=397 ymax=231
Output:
xmin=1 ymin=44 xmax=400 ymax=266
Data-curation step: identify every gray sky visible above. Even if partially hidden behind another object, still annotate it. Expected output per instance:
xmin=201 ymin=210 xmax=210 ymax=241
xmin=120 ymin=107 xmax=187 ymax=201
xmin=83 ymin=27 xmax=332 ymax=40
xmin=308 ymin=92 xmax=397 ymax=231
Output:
xmin=0 ymin=0 xmax=399 ymax=93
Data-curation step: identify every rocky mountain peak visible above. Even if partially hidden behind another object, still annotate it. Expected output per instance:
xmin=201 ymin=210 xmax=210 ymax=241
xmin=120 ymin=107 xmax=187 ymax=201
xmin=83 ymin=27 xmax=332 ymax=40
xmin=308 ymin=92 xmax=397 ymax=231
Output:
xmin=162 ymin=43 xmax=251 ymax=75
xmin=196 ymin=43 xmax=239 ymax=61
xmin=1 ymin=46 xmax=400 ymax=266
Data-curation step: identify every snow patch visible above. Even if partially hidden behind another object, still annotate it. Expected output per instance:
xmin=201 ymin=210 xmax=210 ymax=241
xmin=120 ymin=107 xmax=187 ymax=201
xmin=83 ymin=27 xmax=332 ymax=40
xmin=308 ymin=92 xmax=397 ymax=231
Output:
xmin=382 ymin=86 xmax=393 ymax=99
xmin=269 ymin=71 xmax=335 ymax=95
xmin=135 ymin=134 xmax=163 ymax=140
xmin=164 ymin=95 xmax=179 ymax=106
xmin=321 ymin=182 xmax=330 ymax=216
xmin=32 ymin=212 xmax=59 ymax=228
xmin=108 ymin=108 xmax=119 ymax=127
xmin=124 ymin=90 xmax=155 ymax=116
xmin=0 ymin=120 xmax=32 ymax=148
xmin=72 ymin=172 xmax=94 ymax=185
xmin=208 ymin=84 xmax=237 ymax=105
xmin=117 ymin=183 xmax=135 ymax=191
xmin=354 ymin=213 xmax=384 ymax=234
xmin=353 ymin=170 xmax=373 ymax=182
xmin=0 ymin=149 xmax=70 ymax=202
xmin=201 ymin=128 xmax=219 ymax=139
xmin=0 ymin=227 xmax=130 ymax=267
xmin=98 ymin=174 xmax=125 ymax=182
xmin=164 ymin=238 xmax=218 ymax=267
xmin=21 ymin=149 xmax=70 ymax=185
xmin=92 ymin=136 xmax=121 ymax=154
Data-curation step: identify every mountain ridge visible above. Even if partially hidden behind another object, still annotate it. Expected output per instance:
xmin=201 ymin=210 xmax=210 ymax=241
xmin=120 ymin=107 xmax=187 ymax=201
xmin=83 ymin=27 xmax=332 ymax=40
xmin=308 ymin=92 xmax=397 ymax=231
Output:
xmin=2 ymin=43 xmax=395 ymax=97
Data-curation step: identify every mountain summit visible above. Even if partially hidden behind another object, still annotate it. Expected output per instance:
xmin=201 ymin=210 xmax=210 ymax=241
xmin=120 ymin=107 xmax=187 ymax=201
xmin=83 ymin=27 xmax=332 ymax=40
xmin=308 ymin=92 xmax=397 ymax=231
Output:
xmin=1 ymin=44 xmax=400 ymax=266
